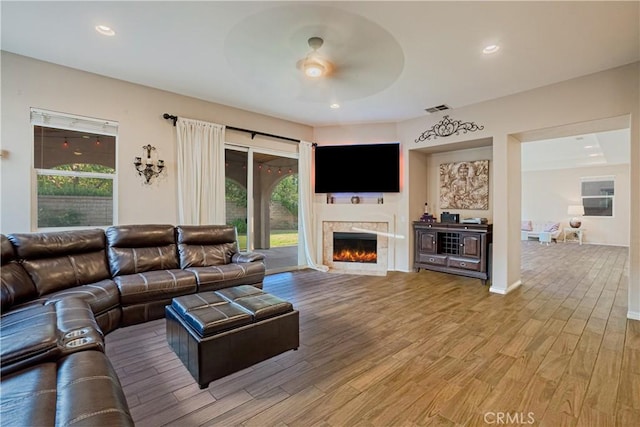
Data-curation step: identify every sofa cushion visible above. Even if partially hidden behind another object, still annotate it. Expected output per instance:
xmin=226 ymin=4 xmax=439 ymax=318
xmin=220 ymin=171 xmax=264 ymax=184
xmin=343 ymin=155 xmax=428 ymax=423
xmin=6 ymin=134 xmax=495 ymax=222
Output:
xmin=1 ymin=235 xmax=39 ymax=311
xmin=8 ymin=229 xmax=106 ymax=259
xmin=176 ymin=224 xmax=237 ymax=245
xmin=1 ymin=233 xmax=16 ymax=262
xmin=22 ymin=252 xmax=112 ymax=296
xmin=108 ymin=246 xmax=179 ymax=276
xmin=106 ymin=224 xmax=179 ymax=275
xmin=38 ymin=279 xmax=120 ymax=317
xmin=176 ymin=225 xmax=238 ymax=268
xmin=0 ymin=303 xmax=60 ymax=375
xmin=1 ymin=262 xmax=38 ymax=311
xmin=0 ymin=351 xmax=134 ymax=427
xmin=114 ymin=269 xmax=197 ymax=305
xmin=179 ymin=242 xmax=237 ymax=268
xmin=187 ymin=263 xmax=266 ymax=292
xmin=56 ymin=351 xmax=134 ymax=426
xmin=106 ymin=224 xmax=176 ymax=247
xmin=0 ymin=361 xmax=58 ymax=427
xmin=8 ymin=230 xmax=112 ymax=297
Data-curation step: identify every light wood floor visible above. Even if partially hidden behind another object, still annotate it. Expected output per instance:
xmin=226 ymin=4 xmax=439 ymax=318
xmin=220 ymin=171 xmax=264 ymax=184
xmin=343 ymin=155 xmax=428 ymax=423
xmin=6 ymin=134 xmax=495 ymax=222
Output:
xmin=105 ymin=242 xmax=639 ymax=426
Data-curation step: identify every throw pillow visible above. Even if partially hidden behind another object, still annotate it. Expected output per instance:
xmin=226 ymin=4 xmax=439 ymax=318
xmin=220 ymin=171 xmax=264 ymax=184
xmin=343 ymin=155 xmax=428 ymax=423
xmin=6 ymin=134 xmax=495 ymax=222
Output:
xmin=521 ymin=220 xmax=533 ymax=231
xmin=543 ymin=222 xmax=560 ymax=232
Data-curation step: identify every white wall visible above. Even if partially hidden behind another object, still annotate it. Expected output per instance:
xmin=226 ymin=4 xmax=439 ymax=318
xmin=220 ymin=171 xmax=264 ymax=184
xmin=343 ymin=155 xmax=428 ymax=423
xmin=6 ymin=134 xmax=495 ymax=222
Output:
xmin=0 ymin=52 xmax=311 ymax=233
xmin=522 ymin=164 xmax=630 ymax=246
xmin=314 ymin=122 xmax=398 ymax=145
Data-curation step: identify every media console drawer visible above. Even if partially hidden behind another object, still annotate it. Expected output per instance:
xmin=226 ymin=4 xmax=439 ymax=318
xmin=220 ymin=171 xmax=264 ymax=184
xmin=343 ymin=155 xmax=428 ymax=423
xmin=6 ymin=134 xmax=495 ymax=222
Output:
xmin=448 ymin=257 xmax=481 ymax=272
xmin=418 ymin=253 xmax=447 ymax=266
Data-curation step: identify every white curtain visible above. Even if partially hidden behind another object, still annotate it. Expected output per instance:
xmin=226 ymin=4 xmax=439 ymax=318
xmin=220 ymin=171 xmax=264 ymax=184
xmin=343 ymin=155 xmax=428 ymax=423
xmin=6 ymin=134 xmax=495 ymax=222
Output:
xmin=176 ymin=117 xmax=226 ymax=225
xmin=299 ymin=141 xmax=329 ymax=271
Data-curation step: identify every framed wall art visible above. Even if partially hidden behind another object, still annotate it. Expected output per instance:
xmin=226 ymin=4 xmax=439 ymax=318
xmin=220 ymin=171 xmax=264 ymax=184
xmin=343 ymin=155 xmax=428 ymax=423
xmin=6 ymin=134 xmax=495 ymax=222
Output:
xmin=439 ymin=160 xmax=489 ymax=210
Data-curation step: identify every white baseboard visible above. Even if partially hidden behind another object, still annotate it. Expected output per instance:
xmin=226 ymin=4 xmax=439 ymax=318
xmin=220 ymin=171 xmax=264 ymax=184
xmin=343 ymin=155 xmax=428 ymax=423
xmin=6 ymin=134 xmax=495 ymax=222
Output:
xmin=628 ymin=310 xmax=640 ymax=321
xmin=490 ymin=279 xmax=522 ymax=295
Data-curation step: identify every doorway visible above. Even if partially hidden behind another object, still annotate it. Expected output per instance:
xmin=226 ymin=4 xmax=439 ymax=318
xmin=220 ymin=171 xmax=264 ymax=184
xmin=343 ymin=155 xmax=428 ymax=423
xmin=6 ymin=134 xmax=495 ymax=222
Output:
xmin=520 ymin=128 xmax=630 ymax=247
xmin=225 ymin=147 xmax=299 ymax=273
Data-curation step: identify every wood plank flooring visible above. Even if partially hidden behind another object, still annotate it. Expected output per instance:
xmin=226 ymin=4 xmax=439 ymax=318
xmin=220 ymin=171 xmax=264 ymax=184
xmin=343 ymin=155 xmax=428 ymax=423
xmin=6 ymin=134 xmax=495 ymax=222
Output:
xmin=105 ymin=242 xmax=639 ymax=426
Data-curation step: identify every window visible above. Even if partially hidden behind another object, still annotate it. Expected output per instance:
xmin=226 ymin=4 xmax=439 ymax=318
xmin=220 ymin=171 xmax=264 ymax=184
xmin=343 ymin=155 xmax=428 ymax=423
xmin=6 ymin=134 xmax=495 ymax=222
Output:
xmin=581 ymin=176 xmax=614 ymax=217
xmin=31 ymin=108 xmax=118 ymax=228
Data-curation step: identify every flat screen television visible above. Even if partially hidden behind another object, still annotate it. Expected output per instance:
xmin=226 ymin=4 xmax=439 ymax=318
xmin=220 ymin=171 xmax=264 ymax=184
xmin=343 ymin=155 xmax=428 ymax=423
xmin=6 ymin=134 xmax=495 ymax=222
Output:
xmin=314 ymin=143 xmax=400 ymax=193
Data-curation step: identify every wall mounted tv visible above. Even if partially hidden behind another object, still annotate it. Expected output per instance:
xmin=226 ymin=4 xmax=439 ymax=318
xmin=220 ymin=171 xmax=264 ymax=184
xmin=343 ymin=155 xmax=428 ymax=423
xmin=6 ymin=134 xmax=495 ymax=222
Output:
xmin=314 ymin=143 xmax=400 ymax=193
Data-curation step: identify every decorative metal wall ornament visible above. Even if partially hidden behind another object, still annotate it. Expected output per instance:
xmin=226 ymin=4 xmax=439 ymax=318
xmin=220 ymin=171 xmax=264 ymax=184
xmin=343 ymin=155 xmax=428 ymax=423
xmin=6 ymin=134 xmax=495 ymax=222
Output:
xmin=134 ymin=144 xmax=165 ymax=184
xmin=415 ymin=115 xmax=485 ymax=143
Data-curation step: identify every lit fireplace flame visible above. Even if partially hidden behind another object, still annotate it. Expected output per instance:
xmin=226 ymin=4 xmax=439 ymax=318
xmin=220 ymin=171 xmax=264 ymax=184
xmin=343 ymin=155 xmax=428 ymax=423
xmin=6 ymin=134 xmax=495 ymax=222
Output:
xmin=333 ymin=249 xmax=377 ymax=263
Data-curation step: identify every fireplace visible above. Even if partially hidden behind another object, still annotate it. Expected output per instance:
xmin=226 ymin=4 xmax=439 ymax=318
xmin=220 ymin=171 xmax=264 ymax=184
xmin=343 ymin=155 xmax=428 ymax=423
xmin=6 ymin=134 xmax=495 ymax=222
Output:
xmin=333 ymin=232 xmax=377 ymax=263
xmin=323 ymin=221 xmax=388 ymax=276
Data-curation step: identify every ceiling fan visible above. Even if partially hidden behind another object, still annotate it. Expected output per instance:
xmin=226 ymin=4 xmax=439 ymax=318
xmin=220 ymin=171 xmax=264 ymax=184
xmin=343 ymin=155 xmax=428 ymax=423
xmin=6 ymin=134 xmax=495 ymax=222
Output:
xmin=297 ymin=37 xmax=334 ymax=78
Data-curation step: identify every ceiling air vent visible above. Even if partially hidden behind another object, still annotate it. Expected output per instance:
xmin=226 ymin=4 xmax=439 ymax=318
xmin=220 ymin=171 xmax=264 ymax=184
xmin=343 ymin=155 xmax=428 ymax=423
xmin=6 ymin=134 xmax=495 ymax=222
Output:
xmin=424 ymin=104 xmax=450 ymax=114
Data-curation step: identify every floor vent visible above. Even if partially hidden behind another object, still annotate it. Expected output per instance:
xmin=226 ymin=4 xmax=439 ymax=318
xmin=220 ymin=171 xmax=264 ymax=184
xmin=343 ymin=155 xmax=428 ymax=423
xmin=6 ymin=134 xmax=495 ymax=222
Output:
xmin=424 ymin=104 xmax=450 ymax=113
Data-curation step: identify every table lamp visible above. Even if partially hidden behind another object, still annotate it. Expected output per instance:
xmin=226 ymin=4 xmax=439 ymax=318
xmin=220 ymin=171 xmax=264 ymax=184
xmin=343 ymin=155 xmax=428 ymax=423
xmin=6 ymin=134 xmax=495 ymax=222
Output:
xmin=567 ymin=205 xmax=585 ymax=228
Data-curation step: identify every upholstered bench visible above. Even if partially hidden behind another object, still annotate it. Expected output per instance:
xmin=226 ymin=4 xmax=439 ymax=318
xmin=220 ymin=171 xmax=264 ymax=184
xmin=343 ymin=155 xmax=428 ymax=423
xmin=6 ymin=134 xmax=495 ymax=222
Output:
xmin=165 ymin=285 xmax=299 ymax=389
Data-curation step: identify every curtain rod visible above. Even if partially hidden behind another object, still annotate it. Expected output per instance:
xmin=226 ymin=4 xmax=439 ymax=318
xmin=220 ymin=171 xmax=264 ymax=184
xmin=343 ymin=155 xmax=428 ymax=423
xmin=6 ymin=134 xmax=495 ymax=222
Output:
xmin=163 ymin=113 xmax=312 ymax=145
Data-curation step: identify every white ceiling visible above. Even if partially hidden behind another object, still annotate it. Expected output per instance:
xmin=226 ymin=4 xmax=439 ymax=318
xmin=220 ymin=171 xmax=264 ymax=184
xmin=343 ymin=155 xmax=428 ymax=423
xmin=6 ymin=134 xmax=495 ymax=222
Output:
xmin=522 ymin=129 xmax=630 ymax=172
xmin=2 ymin=1 xmax=639 ymax=127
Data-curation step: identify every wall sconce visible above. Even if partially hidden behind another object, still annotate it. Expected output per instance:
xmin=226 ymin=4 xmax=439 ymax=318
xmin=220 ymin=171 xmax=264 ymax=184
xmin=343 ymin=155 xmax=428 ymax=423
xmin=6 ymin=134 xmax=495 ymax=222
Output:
xmin=134 ymin=144 xmax=165 ymax=184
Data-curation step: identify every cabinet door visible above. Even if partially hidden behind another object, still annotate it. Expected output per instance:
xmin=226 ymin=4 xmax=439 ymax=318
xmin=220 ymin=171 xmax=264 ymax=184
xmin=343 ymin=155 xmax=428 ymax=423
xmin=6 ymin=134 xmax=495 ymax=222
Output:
xmin=460 ymin=233 xmax=482 ymax=258
xmin=416 ymin=229 xmax=437 ymax=254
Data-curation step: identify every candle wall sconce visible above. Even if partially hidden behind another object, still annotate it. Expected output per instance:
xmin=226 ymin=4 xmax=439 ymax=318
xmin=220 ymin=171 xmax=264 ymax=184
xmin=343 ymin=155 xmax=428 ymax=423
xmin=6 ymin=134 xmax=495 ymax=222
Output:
xmin=134 ymin=144 xmax=165 ymax=184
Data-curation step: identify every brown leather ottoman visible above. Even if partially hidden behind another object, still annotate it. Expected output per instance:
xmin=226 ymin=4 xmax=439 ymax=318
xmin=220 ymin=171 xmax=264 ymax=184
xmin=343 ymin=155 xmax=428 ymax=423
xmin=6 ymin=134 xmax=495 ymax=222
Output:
xmin=165 ymin=285 xmax=299 ymax=389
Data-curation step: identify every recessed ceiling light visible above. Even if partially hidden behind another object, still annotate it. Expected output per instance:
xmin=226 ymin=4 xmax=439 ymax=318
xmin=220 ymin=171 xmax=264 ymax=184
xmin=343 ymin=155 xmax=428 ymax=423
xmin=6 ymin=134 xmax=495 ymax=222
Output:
xmin=95 ymin=25 xmax=115 ymax=36
xmin=482 ymin=44 xmax=500 ymax=54
xmin=330 ymin=103 xmax=340 ymax=109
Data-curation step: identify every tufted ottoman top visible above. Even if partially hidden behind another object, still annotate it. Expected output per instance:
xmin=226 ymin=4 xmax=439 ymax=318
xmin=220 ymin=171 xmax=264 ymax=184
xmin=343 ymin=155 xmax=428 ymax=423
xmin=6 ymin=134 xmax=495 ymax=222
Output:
xmin=216 ymin=285 xmax=293 ymax=321
xmin=170 ymin=286 xmax=293 ymax=337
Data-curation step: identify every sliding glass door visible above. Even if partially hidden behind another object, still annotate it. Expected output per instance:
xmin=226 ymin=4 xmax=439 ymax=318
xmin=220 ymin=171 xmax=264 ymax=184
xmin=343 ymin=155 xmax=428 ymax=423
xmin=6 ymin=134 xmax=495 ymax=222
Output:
xmin=224 ymin=148 xmax=249 ymax=250
xmin=225 ymin=146 xmax=298 ymax=272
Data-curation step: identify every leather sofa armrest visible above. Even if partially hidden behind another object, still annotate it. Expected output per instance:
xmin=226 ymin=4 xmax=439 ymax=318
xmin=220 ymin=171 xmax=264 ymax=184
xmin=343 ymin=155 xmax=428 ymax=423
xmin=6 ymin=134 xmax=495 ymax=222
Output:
xmin=0 ymin=304 xmax=61 ymax=376
xmin=51 ymin=298 xmax=105 ymax=354
xmin=49 ymin=298 xmax=103 ymax=338
xmin=232 ymin=252 xmax=265 ymax=263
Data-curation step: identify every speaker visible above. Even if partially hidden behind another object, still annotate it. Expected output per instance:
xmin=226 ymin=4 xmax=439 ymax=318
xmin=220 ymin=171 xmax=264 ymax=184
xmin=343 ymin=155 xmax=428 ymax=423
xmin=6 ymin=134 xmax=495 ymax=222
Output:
xmin=440 ymin=212 xmax=460 ymax=223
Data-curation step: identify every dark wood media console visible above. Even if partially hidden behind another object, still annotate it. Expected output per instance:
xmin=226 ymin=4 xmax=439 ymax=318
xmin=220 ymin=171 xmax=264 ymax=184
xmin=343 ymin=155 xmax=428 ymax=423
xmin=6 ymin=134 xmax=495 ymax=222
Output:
xmin=413 ymin=222 xmax=492 ymax=285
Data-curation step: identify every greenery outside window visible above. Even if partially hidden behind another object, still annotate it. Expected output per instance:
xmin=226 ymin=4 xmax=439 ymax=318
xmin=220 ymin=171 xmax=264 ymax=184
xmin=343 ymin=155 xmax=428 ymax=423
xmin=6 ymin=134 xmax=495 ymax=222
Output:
xmin=581 ymin=176 xmax=614 ymax=217
xmin=31 ymin=109 xmax=118 ymax=229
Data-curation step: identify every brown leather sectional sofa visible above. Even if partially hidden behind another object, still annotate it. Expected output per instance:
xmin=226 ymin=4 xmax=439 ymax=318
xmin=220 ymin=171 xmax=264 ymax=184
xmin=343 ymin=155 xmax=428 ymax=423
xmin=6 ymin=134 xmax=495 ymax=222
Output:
xmin=0 ymin=224 xmax=266 ymax=426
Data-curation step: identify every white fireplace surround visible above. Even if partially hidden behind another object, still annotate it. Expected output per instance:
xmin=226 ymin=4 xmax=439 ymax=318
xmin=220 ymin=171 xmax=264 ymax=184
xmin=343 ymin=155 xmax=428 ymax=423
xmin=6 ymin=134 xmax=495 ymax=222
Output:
xmin=322 ymin=221 xmax=389 ymax=276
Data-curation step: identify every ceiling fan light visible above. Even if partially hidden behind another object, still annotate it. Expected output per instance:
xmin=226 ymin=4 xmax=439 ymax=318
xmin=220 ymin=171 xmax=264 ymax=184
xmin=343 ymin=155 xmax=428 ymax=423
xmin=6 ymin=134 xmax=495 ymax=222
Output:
xmin=304 ymin=60 xmax=325 ymax=78
xmin=482 ymin=44 xmax=500 ymax=54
